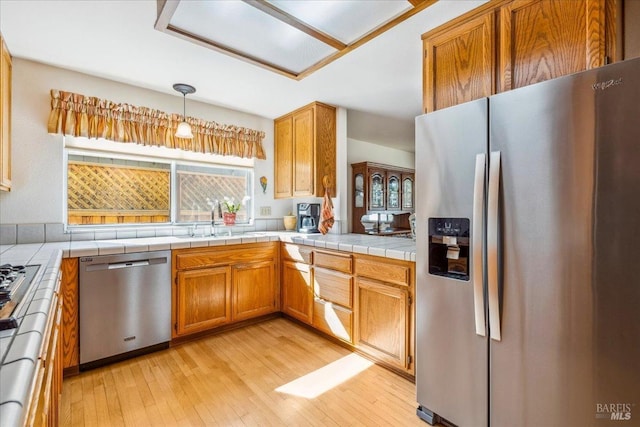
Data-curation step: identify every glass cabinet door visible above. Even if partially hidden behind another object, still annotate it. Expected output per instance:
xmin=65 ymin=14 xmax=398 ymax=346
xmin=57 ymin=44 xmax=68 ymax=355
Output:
xmin=387 ymin=174 xmax=400 ymax=209
xmin=354 ymin=173 xmax=364 ymax=208
xmin=370 ymin=172 xmax=384 ymax=210
xmin=402 ymin=175 xmax=414 ymax=210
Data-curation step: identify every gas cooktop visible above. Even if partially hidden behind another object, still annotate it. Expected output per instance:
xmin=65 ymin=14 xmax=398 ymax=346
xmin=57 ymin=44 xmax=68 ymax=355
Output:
xmin=0 ymin=264 xmax=40 ymax=330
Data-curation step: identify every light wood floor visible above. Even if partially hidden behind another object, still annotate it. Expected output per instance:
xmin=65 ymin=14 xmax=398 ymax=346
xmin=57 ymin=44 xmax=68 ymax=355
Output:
xmin=61 ymin=318 xmax=425 ymax=426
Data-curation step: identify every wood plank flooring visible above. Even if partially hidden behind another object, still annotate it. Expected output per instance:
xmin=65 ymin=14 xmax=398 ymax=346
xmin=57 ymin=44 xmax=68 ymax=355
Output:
xmin=61 ymin=318 xmax=424 ymax=426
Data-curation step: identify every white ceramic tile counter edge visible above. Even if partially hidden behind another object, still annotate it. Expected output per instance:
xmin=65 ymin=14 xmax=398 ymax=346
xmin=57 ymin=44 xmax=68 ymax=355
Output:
xmin=0 ymin=232 xmax=415 ymax=426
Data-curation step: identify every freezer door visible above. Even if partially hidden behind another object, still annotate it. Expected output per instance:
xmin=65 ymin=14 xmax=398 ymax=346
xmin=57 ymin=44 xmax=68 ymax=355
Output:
xmin=415 ymin=98 xmax=488 ymax=427
xmin=489 ymin=58 xmax=640 ymax=426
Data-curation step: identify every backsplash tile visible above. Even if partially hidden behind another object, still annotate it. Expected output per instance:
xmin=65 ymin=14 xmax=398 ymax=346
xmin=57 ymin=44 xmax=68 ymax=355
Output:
xmin=115 ymin=230 xmax=136 ymax=239
xmin=70 ymin=230 xmax=95 ymax=241
xmin=44 ymin=223 xmax=70 ymax=242
xmin=136 ymin=229 xmax=156 ymax=238
xmin=17 ymin=224 xmax=45 ymax=244
xmin=0 ymin=224 xmax=17 ymax=245
xmin=94 ymin=230 xmax=117 ymax=241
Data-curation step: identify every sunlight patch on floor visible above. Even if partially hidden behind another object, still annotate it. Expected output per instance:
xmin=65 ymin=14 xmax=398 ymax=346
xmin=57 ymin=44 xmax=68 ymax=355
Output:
xmin=275 ymin=353 xmax=374 ymax=399
xmin=322 ymin=301 xmax=350 ymax=341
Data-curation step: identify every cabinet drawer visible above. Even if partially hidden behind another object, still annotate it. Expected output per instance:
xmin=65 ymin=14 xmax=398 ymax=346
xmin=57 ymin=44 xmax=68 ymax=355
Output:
xmin=281 ymin=243 xmax=313 ymax=264
xmin=314 ymin=267 xmax=352 ymax=308
xmin=313 ymin=299 xmax=352 ymax=343
xmin=176 ymin=244 xmax=276 ymax=270
xmin=315 ymin=250 xmax=352 ymax=274
xmin=355 ymin=257 xmax=410 ymax=287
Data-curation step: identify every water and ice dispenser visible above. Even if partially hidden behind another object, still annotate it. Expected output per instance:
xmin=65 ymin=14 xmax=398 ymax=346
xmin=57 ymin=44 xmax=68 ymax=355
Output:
xmin=428 ymin=218 xmax=470 ymax=281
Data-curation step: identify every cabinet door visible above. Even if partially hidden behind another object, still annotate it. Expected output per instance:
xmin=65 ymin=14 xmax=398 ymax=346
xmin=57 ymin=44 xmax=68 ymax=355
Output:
xmin=423 ymin=11 xmax=495 ymax=112
xmin=401 ymin=173 xmax=414 ymax=210
xmin=274 ymin=116 xmax=293 ymax=198
xmin=232 ymin=260 xmax=277 ymax=322
xmin=61 ymin=258 xmax=79 ymax=373
xmin=355 ymin=278 xmax=409 ymax=370
xmin=175 ymin=266 xmax=231 ymax=336
xmin=387 ymin=172 xmax=401 ymax=210
xmin=281 ymin=260 xmax=313 ymax=324
xmin=351 ymin=162 xmax=368 ymax=234
xmin=292 ymin=107 xmax=314 ymax=197
xmin=498 ymin=0 xmax=607 ymax=92
xmin=313 ymin=299 xmax=353 ymax=343
xmin=368 ymin=169 xmax=385 ymax=210
xmin=0 ymin=35 xmax=11 ymax=192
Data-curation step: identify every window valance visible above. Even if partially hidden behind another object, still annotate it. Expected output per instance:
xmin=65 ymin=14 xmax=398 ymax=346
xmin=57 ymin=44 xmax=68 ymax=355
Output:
xmin=47 ymin=89 xmax=266 ymax=160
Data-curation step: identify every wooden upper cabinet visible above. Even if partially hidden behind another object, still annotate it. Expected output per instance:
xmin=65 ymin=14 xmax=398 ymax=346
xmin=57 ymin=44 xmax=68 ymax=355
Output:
xmin=498 ymin=0 xmax=610 ymax=92
xmin=422 ymin=0 xmax=622 ymax=112
xmin=292 ymin=107 xmax=314 ymax=196
xmin=0 ymin=33 xmax=11 ymax=192
xmin=423 ymin=10 xmax=495 ymax=113
xmin=274 ymin=116 xmax=293 ymax=198
xmin=274 ymin=101 xmax=336 ymax=198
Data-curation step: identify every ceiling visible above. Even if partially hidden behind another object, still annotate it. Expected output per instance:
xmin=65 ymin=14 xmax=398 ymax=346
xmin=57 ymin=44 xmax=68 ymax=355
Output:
xmin=0 ymin=0 xmax=485 ymax=152
xmin=156 ymin=0 xmax=437 ymax=79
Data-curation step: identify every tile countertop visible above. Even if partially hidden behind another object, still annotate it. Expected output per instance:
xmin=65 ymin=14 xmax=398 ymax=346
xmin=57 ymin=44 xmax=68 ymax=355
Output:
xmin=0 ymin=231 xmax=415 ymax=426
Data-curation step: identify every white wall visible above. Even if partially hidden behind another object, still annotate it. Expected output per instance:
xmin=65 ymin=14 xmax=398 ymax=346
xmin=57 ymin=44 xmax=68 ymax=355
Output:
xmin=347 ymin=138 xmax=415 ymax=169
xmin=0 ymin=59 xmax=292 ymax=224
xmin=0 ymin=59 xmax=398 ymax=235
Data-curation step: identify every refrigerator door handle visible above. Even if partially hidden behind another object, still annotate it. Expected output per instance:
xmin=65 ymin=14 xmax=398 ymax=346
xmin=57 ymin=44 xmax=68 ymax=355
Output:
xmin=472 ymin=153 xmax=487 ymax=336
xmin=488 ymin=151 xmax=502 ymax=341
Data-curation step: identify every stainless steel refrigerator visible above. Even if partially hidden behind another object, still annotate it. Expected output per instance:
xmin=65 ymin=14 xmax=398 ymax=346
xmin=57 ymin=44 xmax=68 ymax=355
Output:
xmin=415 ymin=57 xmax=640 ymax=427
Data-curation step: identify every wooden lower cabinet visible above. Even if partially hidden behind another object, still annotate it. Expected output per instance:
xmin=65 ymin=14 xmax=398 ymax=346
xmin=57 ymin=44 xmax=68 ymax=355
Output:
xmin=172 ymin=242 xmax=279 ymax=339
xmin=281 ymin=244 xmax=415 ymax=376
xmin=26 ymin=271 xmax=63 ymax=426
xmin=232 ymin=260 xmax=277 ymax=322
xmin=312 ymin=298 xmax=352 ymax=343
xmin=281 ymin=260 xmax=313 ymax=324
xmin=312 ymin=266 xmax=354 ymax=343
xmin=175 ymin=266 xmax=232 ymax=336
xmin=355 ymin=277 xmax=410 ymax=372
xmin=60 ymin=257 xmax=79 ymax=375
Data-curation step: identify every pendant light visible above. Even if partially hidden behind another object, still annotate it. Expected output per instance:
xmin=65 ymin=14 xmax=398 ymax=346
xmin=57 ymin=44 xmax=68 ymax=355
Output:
xmin=173 ymin=83 xmax=196 ymax=139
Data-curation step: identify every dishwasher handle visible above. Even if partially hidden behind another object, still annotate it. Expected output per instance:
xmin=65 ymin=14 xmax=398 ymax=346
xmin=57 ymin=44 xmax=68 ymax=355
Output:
xmin=108 ymin=260 xmax=150 ymax=270
xmin=84 ymin=256 xmax=167 ymax=272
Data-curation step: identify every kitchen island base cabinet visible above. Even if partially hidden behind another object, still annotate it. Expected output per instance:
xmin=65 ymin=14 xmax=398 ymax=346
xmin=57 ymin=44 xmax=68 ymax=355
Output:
xmin=175 ymin=267 xmax=232 ymax=336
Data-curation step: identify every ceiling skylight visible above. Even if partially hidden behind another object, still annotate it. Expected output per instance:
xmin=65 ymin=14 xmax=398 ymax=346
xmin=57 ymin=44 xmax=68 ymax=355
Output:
xmin=155 ymin=0 xmax=437 ymax=80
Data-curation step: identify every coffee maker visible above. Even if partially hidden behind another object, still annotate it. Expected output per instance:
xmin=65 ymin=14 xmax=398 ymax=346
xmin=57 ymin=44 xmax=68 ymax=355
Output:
xmin=297 ymin=203 xmax=320 ymax=233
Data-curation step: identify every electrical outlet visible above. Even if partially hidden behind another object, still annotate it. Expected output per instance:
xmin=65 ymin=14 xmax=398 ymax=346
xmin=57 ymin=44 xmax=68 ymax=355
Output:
xmin=260 ymin=206 xmax=271 ymax=216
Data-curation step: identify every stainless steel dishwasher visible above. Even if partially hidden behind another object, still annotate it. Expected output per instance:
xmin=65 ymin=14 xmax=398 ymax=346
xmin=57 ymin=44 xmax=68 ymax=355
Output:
xmin=79 ymin=250 xmax=171 ymax=370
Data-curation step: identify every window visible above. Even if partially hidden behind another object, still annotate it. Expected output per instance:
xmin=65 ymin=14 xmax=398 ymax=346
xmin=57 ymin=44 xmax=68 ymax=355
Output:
xmin=176 ymin=164 xmax=252 ymax=224
xmin=66 ymin=151 xmax=253 ymax=226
